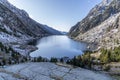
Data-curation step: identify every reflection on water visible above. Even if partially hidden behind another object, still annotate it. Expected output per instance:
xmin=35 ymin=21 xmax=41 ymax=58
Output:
xmin=30 ymin=35 xmax=88 ymax=58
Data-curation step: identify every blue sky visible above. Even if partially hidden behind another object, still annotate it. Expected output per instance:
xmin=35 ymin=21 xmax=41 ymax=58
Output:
xmin=8 ymin=0 xmax=102 ymax=32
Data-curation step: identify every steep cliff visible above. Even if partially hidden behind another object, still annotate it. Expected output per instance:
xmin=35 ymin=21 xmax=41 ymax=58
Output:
xmin=0 ymin=0 xmax=61 ymax=43
xmin=69 ymin=0 xmax=120 ymax=49
xmin=0 ymin=0 xmax=61 ymax=55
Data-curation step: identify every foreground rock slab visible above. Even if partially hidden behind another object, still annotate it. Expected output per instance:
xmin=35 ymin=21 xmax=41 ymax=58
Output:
xmin=0 ymin=62 xmax=113 ymax=80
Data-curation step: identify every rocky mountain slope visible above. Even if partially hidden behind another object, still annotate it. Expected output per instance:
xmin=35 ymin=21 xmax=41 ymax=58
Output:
xmin=69 ymin=0 xmax=120 ymax=49
xmin=0 ymin=0 xmax=61 ymax=55
xmin=0 ymin=62 xmax=113 ymax=80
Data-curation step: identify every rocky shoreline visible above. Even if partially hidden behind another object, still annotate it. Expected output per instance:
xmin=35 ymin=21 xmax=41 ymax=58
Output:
xmin=68 ymin=36 xmax=99 ymax=52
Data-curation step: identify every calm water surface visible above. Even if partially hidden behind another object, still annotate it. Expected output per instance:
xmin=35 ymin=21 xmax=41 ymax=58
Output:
xmin=30 ymin=35 xmax=88 ymax=58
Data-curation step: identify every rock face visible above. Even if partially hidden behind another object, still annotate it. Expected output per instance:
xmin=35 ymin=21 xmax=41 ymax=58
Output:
xmin=0 ymin=0 xmax=62 ymax=55
xmin=69 ymin=0 xmax=120 ymax=49
xmin=0 ymin=0 xmax=61 ymax=43
xmin=0 ymin=62 xmax=113 ymax=80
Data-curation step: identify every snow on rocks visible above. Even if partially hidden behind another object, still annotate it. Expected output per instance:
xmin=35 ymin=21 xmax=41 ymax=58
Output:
xmin=100 ymin=0 xmax=113 ymax=6
xmin=0 ymin=31 xmax=35 ymax=56
xmin=3 ymin=25 xmax=12 ymax=33
xmin=0 ymin=16 xmax=3 ymax=21
xmin=0 ymin=32 xmax=18 ymax=43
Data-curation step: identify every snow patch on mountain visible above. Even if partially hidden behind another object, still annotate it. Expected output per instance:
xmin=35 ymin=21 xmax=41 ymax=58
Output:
xmin=100 ymin=0 xmax=113 ymax=6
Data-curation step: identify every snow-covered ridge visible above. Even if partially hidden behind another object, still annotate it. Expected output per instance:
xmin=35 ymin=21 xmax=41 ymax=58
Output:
xmin=100 ymin=0 xmax=113 ymax=6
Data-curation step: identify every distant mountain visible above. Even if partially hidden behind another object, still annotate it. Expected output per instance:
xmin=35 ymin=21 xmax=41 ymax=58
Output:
xmin=69 ymin=0 xmax=120 ymax=49
xmin=0 ymin=0 xmax=61 ymax=55
xmin=43 ymin=25 xmax=63 ymax=35
xmin=61 ymin=31 xmax=68 ymax=35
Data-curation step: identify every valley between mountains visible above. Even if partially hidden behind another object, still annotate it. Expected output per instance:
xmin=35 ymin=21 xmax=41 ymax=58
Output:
xmin=0 ymin=0 xmax=120 ymax=80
